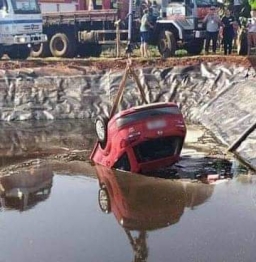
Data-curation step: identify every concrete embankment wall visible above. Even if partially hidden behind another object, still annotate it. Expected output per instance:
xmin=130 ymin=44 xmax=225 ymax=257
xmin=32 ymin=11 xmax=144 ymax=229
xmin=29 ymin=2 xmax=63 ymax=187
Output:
xmin=0 ymin=63 xmax=255 ymax=169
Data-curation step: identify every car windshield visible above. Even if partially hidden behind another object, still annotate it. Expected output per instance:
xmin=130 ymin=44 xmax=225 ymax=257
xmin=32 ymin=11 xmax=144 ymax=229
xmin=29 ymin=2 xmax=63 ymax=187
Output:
xmin=116 ymin=106 xmax=181 ymax=128
xmin=11 ymin=0 xmax=40 ymax=14
xmin=133 ymin=136 xmax=184 ymax=163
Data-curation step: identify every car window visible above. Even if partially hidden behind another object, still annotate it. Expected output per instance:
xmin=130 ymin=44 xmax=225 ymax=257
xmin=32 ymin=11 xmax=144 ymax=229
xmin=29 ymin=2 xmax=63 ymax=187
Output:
xmin=133 ymin=136 xmax=184 ymax=163
xmin=116 ymin=106 xmax=181 ymax=128
xmin=113 ymin=152 xmax=131 ymax=171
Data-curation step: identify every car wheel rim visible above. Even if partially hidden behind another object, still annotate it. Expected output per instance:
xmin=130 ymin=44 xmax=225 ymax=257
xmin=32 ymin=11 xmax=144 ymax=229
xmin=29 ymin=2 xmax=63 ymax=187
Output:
xmin=96 ymin=120 xmax=105 ymax=141
xmin=99 ymin=189 xmax=110 ymax=213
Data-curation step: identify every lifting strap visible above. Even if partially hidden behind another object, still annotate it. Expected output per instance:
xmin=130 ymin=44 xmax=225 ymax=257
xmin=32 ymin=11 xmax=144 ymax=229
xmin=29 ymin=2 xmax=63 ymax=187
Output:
xmin=109 ymin=58 xmax=148 ymax=119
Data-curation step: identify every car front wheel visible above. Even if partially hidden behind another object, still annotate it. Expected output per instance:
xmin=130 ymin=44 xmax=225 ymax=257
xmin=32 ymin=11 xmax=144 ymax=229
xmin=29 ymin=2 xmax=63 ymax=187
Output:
xmin=98 ymin=187 xmax=111 ymax=214
xmin=95 ymin=116 xmax=108 ymax=148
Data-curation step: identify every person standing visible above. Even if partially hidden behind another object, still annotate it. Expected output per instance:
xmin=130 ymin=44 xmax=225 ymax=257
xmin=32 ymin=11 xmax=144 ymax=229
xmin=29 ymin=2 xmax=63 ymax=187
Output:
xmin=249 ymin=0 xmax=256 ymax=18
xmin=140 ymin=8 xmax=154 ymax=57
xmin=203 ymin=6 xmax=222 ymax=55
xmin=247 ymin=17 xmax=256 ymax=55
xmin=221 ymin=9 xmax=236 ymax=55
xmin=151 ymin=0 xmax=160 ymax=22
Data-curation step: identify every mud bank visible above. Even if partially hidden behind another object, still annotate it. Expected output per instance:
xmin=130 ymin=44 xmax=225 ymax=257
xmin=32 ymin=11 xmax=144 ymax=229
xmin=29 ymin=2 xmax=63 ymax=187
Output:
xmin=0 ymin=61 xmax=255 ymax=169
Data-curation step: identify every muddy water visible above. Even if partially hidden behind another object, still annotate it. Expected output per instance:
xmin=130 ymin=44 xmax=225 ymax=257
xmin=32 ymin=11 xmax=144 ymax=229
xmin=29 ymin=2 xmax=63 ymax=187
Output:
xmin=0 ymin=167 xmax=256 ymax=262
xmin=0 ymin=120 xmax=255 ymax=262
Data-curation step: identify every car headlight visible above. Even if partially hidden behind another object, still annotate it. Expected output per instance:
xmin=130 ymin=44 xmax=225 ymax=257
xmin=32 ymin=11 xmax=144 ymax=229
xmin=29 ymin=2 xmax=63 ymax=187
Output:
xmin=18 ymin=37 xmax=26 ymax=43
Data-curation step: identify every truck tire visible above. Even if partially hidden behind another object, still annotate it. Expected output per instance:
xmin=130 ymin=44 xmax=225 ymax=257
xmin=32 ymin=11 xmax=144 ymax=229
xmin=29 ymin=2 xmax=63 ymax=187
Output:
xmin=30 ymin=42 xmax=51 ymax=58
xmin=50 ymin=33 xmax=76 ymax=58
xmin=7 ymin=45 xmax=31 ymax=60
xmin=186 ymin=40 xmax=204 ymax=55
xmin=158 ymin=30 xmax=176 ymax=58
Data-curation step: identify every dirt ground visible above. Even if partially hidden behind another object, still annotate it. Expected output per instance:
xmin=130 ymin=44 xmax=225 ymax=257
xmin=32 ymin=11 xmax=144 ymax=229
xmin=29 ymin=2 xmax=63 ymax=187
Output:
xmin=0 ymin=55 xmax=255 ymax=72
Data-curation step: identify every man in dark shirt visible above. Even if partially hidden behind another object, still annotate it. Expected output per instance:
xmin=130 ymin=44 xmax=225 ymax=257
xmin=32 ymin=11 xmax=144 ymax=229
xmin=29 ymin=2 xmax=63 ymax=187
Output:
xmin=221 ymin=9 xmax=236 ymax=55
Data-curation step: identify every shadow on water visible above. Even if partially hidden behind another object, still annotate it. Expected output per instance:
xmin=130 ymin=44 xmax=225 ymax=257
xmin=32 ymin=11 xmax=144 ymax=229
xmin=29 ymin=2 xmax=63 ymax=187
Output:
xmin=95 ymin=164 xmax=215 ymax=262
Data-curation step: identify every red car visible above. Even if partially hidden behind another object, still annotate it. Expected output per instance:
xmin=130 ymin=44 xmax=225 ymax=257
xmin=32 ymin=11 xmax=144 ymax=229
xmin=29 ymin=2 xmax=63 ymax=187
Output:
xmin=90 ymin=102 xmax=186 ymax=173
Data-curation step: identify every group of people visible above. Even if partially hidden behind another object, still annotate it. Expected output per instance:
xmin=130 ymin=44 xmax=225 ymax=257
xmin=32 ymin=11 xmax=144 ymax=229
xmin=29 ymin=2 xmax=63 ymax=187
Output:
xmin=204 ymin=5 xmax=256 ymax=56
xmin=203 ymin=6 xmax=238 ymax=56
xmin=138 ymin=1 xmax=256 ymax=57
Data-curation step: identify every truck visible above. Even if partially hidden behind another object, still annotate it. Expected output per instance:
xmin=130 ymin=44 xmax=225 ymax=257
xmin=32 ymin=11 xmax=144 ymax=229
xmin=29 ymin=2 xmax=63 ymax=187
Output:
xmin=31 ymin=0 xmax=219 ymax=58
xmin=154 ymin=0 xmax=219 ymax=57
xmin=0 ymin=0 xmax=47 ymax=59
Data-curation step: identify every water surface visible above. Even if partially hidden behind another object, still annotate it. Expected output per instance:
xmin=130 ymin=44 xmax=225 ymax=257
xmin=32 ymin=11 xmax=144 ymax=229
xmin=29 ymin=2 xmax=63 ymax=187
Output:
xmin=1 ymin=166 xmax=256 ymax=262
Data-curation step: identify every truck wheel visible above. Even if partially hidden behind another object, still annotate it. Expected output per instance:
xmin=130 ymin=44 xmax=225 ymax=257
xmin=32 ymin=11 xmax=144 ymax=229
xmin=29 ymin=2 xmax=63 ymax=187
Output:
xmin=95 ymin=116 xmax=108 ymax=148
xmin=158 ymin=30 xmax=176 ymax=58
xmin=30 ymin=42 xmax=51 ymax=58
xmin=50 ymin=33 xmax=76 ymax=58
xmin=8 ymin=45 xmax=31 ymax=60
xmin=186 ymin=40 xmax=204 ymax=55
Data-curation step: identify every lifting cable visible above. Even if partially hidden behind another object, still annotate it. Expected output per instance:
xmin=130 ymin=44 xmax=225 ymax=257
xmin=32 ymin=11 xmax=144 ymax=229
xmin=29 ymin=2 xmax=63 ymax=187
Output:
xmin=109 ymin=0 xmax=148 ymax=119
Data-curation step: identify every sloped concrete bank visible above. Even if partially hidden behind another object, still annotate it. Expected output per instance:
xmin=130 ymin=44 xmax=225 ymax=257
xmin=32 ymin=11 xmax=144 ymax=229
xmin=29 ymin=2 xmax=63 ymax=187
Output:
xmin=0 ymin=62 xmax=255 ymax=169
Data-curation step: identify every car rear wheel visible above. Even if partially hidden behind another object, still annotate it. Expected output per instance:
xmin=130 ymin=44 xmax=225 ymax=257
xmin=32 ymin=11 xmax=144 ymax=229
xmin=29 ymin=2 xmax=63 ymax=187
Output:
xmin=95 ymin=116 xmax=108 ymax=148
xmin=98 ymin=187 xmax=111 ymax=214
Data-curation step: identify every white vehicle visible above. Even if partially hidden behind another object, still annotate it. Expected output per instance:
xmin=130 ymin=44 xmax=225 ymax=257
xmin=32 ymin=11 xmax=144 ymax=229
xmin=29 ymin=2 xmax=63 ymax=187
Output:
xmin=0 ymin=0 xmax=47 ymax=59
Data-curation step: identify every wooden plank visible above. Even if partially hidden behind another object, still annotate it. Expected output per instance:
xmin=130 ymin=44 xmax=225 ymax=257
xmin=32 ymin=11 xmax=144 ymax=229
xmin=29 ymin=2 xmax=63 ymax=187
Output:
xmin=227 ymin=121 xmax=256 ymax=152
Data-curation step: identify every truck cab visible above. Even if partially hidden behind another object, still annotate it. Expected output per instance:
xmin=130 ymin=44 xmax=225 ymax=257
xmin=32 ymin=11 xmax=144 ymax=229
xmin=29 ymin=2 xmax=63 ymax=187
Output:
xmin=0 ymin=0 xmax=47 ymax=59
xmin=153 ymin=0 xmax=218 ymax=57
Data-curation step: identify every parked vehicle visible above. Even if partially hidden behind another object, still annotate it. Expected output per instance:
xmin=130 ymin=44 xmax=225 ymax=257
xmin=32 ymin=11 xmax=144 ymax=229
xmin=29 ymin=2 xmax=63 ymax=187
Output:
xmin=90 ymin=102 xmax=186 ymax=173
xmin=31 ymin=0 xmax=218 ymax=58
xmin=0 ymin=0 xmax=47 ymax=59
xmin=154 ymin=0 xmax=219 ymax=57
xmin=31 ymin=0 xmax=135 ymax=57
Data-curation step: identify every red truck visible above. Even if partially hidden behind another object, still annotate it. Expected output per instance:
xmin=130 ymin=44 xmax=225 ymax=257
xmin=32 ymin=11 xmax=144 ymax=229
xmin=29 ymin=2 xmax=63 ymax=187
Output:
xmin=31 ymin=0 xmax=219 ymax=58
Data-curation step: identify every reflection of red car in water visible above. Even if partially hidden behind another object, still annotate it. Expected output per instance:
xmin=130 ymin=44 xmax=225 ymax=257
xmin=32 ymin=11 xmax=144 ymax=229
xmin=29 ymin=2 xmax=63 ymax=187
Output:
xmin=95 ymin=164 xmax=186 ymax=230
xmin=90 ymin=102 xmax=186 ymax=173
xmin=95 ymin=164 xmax=214 ymax=261
xmin=95 ymin=164 xmax=214 ymax=230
